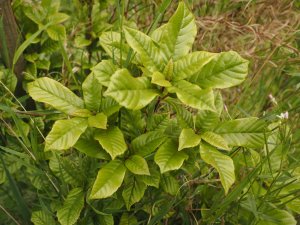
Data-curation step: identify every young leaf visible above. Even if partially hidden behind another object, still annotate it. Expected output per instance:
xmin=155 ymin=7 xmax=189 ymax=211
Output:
xmin=124 ymin=27 xmax=163 ymax=72
xmin=122 ymin=177 xmax=147 ymax=210
xmin=151 ymin=71 xmax=172 ymax=87
xmin=88 ymin=113 xmax=107 ymax=129
xmin=105 ymin=69 xmax=158 ymax=110
xmin=94 ymin=127 xmax=127 ymax=159
xmin=28 ymin=77 xmax=85 ymax=116
xmin=159 ymin=2 xmax=197 ymax=60
xmin=154 ymin=139 xmax=188 ymax=173
xmin=45 ymin=118 xmax=88 ymax=151
xmin=173 ymin=51 xmax=216 ymax=81
xmin=90 ymin=160 xmax=126 ymax=199
xmin=178 ymin=128 xmax=201 ymax=150
xmin=91 ymin=60 xmax=118 ymax=87
xmin=31 ymin=210 xmax=56 ymax=225
xmin=57 ymin=188 xmax=84 ymax=225
xmin=201 ymin=131 xmax=230 ymax=151
xmin=200 ymin=142 xmax=235 ymax=194
xmin=82 ymin=73 xmax=102 ymax=112
xmin=132 ymin=131 xmax=167 ymax=157
xmin=214 ymin=118 xmax=266 ymax=148
xmin=169 ymin=80 xmax=215 ymax=111
xmin=189 ymin=51 xmax=249 ymax=89
xmin=125 ymin=155 xmax=150 ymax=175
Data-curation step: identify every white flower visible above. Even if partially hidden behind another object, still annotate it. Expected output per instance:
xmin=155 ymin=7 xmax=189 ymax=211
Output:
xmin=276 ymin=111 xmax=289 ymax=119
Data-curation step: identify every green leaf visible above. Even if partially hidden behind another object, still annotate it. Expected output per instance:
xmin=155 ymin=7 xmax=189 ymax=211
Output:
xmin=119 ymin=213 xmax=138 ymax=225
xmin=88 ymin=113 xmax=107 ymax=129
xmin=159 ymin=2 xmax=197 ymax=60
xmin=94 ymin=127 xmax=127 ymax=159
xmin=48 ymin=13 xmax=69 ymax=24
xmin=139 ymin=165 xmax=161 ymax=188
xmin=124 ymin=27 xmax=163 ymax=72
xmin=46 ymin=24 xmax=66 ymax=40
xmin=151 ymin=71 xmax=172 ymax=87
xmin=91 ymin=60 xmax=118 ymax=87
xmin=125 ymin=155 xmax=150 ymax=175
xmin=57 ymin=188 xmax=84 ymax=225
xmin=101 ymin=97 xmax=121 ymax=116
xmin=195 ymin=110 xmax=220 ymax=131
xmin=201 ymin=131 xmax=230 ymax=151
xmin=178 ymin=128 xmax=201 ymax=150
xmin=105 ymin=69 xmax=158 ymax=110
xmin=74 ymin=138 xmax=110 ymax=159
xmin=257 ymin=206 xmax=296 ymax=225
xmin=169 ymin=80 xmax=215 ymax=111
xmin=122 ymin=177 xmax=147 ymax=210
xmin=189 ymin=51 xmax=249 ymax=89
xmin=155 ymin=140 xmax=188 ymax=173
xmin=173 ymin=51 xmax=216 ymax=81
xmin=200 ymin=142 xmax=235 ymax=194
xmin=99 ymin=214 xmax=114 ymax=225
xmin=214 ymin=118 xmax=266 ymax=148
xmin=82 ymin=73 xmax=102 ymax=112
xmin=132 ymin=131 xmax=167 ymax=157
xmin=161 ymin=174 xmax=179 ymax=195
xmin=31 ymin=210 xmax=56 ymax=225
xmin=28 ymin=77 xmax=85 ymax=116
xmin=45 ymin=118 xmax=88 ymax=151
xmin=90 ymin=160 xmax=126 ymax=199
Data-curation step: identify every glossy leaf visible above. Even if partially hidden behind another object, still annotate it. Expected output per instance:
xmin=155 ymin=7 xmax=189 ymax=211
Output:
xmin=90 ymin=160 xmax=126 ymax=199
xmin=122 ymin=177 xmax=147 ymax=210
xmin=94 ymin=127 xmax=127 ymax=159
xmin=201 ymin=131 xmax=230 ymax=151
xmin=88 ymin=113 xmax=107 ymax=129
xmin=125 ymin=155 xmax=150 ymax=175
xmin=214 ymin=118 xmax=266 ymax=148
xmin=91 ymin=60 xmax=118 ymax=87
xmin=200 ymin=142 xmax=235 ymax=194
xmin=169 ymin=80 xmax=215 ymax=111
xmin=155 ymin=140 xmax=188 ymax=173
xmin=57 ymin=188 xmax=84 ymax=225
xmin=28 ymin=77 xmax=85 ymax=116
xmin=159 ymin=2 xmax=197 ymax=60
xmin=178 ymin=128 xmax=201 ymax=150
xmin=82 ymin=73 xmax=102 ymax=112
xmin=45 ymin=118 xmax=88 ymax=151
xmin=105 ymin=69 xmax=158 ymax=110
xmin=189 ymin=51 xmax=249 ymax=89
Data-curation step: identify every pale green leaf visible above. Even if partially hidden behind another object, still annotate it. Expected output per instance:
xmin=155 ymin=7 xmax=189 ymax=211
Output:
xmin=178 ymin=128 xmax=201 ymax=150
xmin=138 ymin=166 xmax=160 ymax=188
xmin=28 ymin=77 xmax=85 ymax=115
xmin=214 ymin=118 xmax=266 ymax=148
xmin=122 ymin=177 xmax=147 ymax=210
xmin=57 ymin=188 xmax=84 ymax=225
xmin=101 ymin=97 xmax=121 ymax=116
xmin=105 ymin=69 xmax=158 ymax=110
xmin=82 ymin=73 xmax=102 ymax=112
xmin=48 ymin=13 xmax=69 ymax=24
xmin=155 ymin=139 xmax=188 ymax=173
xmin=257 ymin=206 xmax=296 ymax=225
xmin=94 ymin=127 xmax=127 ymax=159
xmin=189 ymin=51 xmax=249 ymax=89
xmin=91 ymin=60 xmax=118 ymax=87
xmin=90 ymin=160 xmax=126 ymax=199
xmin=200 ymin=142 xmax=235 ymax=194
xmin=201 ymin=131 xmax=230 ymax=151
xmin=119 ymin=213 xmax=138 ymax=225
xmin=74 ymin=138 xmax=110 ymax=159
xmin=31 ymin=210 xmax=56 ymax=225
xmin=88 ymin=113 xmax=107 ymax=129
xmin=46 ymin=24 xmax=66 ymax=40
xmin=151 ymin=71 xmax=172 ymax=87
xmin=124 ymin=27 xmax=163 ymax=72
xmin=195 ymin=110 xmax=220 ymax=131
xmin=169 ymin=80 xmax=215 ymax=111
xmin=132 ymin=131 xmax=167 ymax=157
xmin=125 ymin=155 xmax=150 ymax=175
xmin=173 ymin=51 xmax=216 ymax=81
xmin=159 ymin=2 xmax=197 ymax=60
xmin=45 ymin=118 xmax=88 ymax=151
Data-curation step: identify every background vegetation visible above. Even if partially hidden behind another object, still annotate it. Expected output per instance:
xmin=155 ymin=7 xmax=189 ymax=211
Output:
xmin=0 ymin=0 xmax=300 ymax=224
